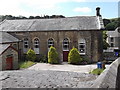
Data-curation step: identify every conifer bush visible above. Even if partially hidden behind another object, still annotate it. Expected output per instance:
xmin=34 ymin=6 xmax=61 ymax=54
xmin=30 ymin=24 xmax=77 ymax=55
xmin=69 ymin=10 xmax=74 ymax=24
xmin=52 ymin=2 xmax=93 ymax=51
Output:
xmin=68 ymin=47 xmax=83 ymax=64
xmin=48 ymin=46 xmax=59 ymax=64
xmin=26 ymin=49 xmax=36 ymax=61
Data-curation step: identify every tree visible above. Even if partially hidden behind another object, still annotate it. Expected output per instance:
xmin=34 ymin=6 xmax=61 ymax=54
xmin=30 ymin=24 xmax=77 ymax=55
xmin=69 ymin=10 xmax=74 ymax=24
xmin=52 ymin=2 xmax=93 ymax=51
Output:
xmin=117 ymin=18 xmax=120 ymax=27
xmin=29 ymin=16 xmax=34 ymax=19
xmin=34 ymin=16 xmax=41 ymax=19
xmin=68 ymin=47 xmax=83 ymax=64
xmin=105 ymin=22 xmax=116 ymax=30
xmin=103 ymin=31 xmax=110 ymax=49
xmin=26 ymin=49 xmax=36 ymax=61
xmin=48 ymin=46 xmax=59 ymax=64
xmin=103 ymin=19 xmax=111 ymax=26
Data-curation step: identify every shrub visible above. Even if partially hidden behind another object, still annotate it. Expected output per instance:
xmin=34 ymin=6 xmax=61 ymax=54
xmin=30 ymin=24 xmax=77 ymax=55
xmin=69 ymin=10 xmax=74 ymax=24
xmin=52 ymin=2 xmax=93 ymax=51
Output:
xmin=39 ymin=55 xmax=48 ymax=63
xmin=26 ymin=49 xmax=36 ymax=61
xmin=48 ymin=46 xmax=59 ymax=64
xmin=81 ymin=56 xmax=89 ymax=64
xmin=68 ymin=47 xmax=83 ymax=64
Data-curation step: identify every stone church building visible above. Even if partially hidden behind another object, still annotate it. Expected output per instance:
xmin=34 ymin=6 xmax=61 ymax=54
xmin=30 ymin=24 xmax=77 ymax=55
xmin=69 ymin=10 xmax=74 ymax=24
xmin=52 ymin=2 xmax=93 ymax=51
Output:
xmin=0 ymin=7 xmax=104 ymax=63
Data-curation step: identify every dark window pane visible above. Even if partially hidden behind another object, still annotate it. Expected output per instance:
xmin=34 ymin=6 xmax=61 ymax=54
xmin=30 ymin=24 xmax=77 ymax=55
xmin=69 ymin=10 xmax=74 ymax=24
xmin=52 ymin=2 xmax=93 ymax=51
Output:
xmin=24 ymin=45 xmax=28 ymax=48
xmin=80 ymin=45 xmax=84 ymax=48
xmin=111 ymin=43 xmax=114 ymax=47
xmin=111 ymin=37 xmax=114 ymax=42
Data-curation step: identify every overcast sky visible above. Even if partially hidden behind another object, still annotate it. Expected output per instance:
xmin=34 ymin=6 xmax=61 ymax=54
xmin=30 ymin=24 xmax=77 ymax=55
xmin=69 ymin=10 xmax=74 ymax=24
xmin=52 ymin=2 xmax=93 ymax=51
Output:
xmin=0 ymin=0 xmax=119 ymax=19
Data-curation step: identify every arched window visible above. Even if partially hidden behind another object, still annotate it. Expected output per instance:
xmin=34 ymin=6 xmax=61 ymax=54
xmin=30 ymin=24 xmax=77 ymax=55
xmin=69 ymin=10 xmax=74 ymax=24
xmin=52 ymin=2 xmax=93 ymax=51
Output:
xmin=24 ymin=38 xmax=29 ymax=48
xmin=48 ymin=38 xmax=54 ymax=48
xmin=78 ymin=39 xmax=86 ymax=54
xmin=63 ymin=38 xmax=69 ymax=50
xmin=34 ymin=38 xmax=39 ymax=48
xmin=33 ymin=38 xmax=39 ymax=54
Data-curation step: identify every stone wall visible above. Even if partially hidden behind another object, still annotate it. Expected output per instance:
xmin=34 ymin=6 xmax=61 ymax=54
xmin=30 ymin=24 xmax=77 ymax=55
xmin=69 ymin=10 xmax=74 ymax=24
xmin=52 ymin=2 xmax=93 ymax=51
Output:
xmin=1 ymin=46 xmax=18 ymax=70
xmin=9 ymin=30 xmax=103 ymax=62
xmin=91 ymin=57 xmax=120 ymax=88
xmin=116 ymin=64 xmax=120 ymax=89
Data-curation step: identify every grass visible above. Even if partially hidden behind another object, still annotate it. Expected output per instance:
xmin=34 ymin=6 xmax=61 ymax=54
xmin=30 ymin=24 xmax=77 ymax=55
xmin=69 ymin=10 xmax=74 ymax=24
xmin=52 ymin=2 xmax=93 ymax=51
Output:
xmin=90 ymin=68 xmax=105 ymax=75
xmin=19 ymin=61 xmax=36 ymax=69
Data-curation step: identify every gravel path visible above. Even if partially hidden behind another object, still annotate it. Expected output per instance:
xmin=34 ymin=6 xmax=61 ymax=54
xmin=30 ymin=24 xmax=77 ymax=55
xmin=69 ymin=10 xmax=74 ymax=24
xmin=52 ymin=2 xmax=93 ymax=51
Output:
xmin=0 ymin=70 xmax=98 ymax=88
xmin=27 ymin=63 xmax=98 ymax=73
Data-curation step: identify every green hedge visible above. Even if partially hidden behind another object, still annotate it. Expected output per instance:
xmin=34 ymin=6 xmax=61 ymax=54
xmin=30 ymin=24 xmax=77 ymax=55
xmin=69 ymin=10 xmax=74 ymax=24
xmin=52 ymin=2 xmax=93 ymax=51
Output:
xmin=68 ymin=47 xmax=83 ymax=64
xmin=48 ymin=46 xmax=59 ymax=64
xmin=26 ymin=49 xmax=36 ymax=61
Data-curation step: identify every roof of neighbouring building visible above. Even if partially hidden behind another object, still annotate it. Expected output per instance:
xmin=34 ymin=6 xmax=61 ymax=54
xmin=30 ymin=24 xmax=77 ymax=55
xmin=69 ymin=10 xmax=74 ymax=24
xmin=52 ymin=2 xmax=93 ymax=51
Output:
xmin=0 ymin=32 xmax=20 ymax=44
xmin=0 ymin=44 xmax=18 ymax=55
xmin=0 ymin=16 xmax=104 ymax=32
xmin=0 ymin=44 xmax=10 ymax=54
xmin=107 ymin=27 xmax=120 ymax=37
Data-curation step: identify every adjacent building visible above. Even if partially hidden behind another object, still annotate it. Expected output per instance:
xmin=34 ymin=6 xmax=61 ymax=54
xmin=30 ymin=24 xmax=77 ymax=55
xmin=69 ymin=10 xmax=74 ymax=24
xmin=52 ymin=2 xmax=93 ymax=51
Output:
xmin=106 ymin=27 xmax=120 ymax=55
xmin=0 ymin=32 xmax=19 ymax=70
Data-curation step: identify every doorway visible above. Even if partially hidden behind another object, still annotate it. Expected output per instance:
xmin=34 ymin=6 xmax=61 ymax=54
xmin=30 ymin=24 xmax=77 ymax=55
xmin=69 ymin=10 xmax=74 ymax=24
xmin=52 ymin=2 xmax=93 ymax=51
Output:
xmin=6 ymin=57 xmax=13 ymax=70
xmin=63 ymin=51 xmax=69 ymax=62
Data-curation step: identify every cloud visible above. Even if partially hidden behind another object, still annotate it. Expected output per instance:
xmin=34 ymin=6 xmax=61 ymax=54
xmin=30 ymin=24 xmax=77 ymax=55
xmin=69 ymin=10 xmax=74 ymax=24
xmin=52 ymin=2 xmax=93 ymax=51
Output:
xmin=0 ymin=0 xmax=70 ymax=16
xmin=0 ymin=0 xmax=118 ymax=16
xmin=73 ymin=7 xmax=92 ymax=13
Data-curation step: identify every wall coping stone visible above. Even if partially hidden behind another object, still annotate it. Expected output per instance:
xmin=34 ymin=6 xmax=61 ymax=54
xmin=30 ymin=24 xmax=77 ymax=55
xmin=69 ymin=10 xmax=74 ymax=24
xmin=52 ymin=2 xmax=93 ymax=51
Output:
xmin=91 ymin=57 xmax=120 ymax=88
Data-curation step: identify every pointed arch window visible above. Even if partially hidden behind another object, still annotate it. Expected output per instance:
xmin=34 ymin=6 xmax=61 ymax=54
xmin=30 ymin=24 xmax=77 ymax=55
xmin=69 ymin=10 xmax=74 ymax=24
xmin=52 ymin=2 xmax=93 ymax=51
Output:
xmin=48 ymin=38 xmax=54 ymax=48
xmin=34 ymin=38 xmax=39 ymax=48
xmin=63 ymin=38 xmax=69 ymax=51
xmin=24 ymin=38 xmax=29 ymax=48
xmin=34 ymin=38 xmax=39 ymax=54
xmin=78 ymin=39 xmax=86 ymax=55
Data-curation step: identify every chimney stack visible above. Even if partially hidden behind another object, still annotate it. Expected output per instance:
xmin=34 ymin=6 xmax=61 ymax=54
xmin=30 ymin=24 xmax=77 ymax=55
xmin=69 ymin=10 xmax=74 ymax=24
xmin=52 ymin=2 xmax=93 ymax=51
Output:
xmin=96 ymin=7 xmax=101 ymax=16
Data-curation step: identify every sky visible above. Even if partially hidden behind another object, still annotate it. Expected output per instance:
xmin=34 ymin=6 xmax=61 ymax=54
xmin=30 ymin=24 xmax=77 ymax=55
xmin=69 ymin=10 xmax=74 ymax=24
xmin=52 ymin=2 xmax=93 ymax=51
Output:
xmin=0 ymin=0 xmax=119 ymax=19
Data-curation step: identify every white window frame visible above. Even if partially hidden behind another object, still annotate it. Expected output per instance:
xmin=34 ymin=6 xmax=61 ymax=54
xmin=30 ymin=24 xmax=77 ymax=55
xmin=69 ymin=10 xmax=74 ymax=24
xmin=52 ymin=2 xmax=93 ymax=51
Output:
xmin=34 ymin=38 xmax=39 ymax=48
xmin=48 ymin=38 xmax=54 ymax=49
xmin=63 ymin=38 xmax=69 ymax=51
xmin=78 ymin=39 xmax=86 ymax=55
xmin=24 ymin=38 xmax=29 ymax=48
xmin=34 ymin=38 xmax=39 ymax=54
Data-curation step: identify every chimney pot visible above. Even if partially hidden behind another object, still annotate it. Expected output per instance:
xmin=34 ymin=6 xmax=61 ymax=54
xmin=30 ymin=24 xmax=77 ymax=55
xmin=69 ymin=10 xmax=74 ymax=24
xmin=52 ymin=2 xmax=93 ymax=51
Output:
xmin=96 ymin=7 xmax=101 ymax=16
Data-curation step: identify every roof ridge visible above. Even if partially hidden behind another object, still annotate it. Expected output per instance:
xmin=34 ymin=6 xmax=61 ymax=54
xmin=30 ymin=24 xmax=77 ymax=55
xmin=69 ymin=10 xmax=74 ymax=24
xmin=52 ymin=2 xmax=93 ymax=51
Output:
xmin=3 ymin=16 xmax=97 ymax=21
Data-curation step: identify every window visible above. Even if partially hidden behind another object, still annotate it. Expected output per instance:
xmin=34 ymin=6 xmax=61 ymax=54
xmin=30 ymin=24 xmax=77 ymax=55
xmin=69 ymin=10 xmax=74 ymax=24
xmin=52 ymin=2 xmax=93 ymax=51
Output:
xmin=110 ymin=37 xmax=114 ymax=42
xmin=63 ymin=38 xmax=69 ymax=50
xmin=78 ymin=39 xmax=86 ymax=54
xmin=24 ymin=38 xmax=28 ymax=48
xmin=34 ymin=38 xmax=39 ymax=54
xmin=111 ymin=43 xmax=114 ymax=47
xmin=48 ymin=38 xmax=54 ymax=48
xmin=34 ymin=38 xmax=39 ymax=48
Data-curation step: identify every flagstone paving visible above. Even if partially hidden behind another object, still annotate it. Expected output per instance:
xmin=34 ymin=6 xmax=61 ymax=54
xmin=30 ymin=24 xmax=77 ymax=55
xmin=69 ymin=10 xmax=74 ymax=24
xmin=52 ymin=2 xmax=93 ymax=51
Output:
xmin=0 ymin=63 xmax=109 ymax=89
xmin=1 ymin=70 xmax=98 ymax=88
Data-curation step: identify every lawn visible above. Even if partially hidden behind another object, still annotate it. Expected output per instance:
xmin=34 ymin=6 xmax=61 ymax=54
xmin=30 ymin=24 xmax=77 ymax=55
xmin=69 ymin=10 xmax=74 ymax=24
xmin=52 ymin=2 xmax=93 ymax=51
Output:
xmin=19 ymin=61 xmax=36 ymax=69
xmin=90 ymin=68 xmax=105 ymax=75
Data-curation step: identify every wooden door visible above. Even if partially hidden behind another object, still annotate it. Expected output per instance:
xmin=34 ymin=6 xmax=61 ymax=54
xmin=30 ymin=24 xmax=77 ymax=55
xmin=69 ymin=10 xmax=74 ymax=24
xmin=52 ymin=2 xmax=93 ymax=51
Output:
xmin=63 ymin=51 xmax=69 ymax=62
xmin=6 ymin=57 xmax=13 ymax=70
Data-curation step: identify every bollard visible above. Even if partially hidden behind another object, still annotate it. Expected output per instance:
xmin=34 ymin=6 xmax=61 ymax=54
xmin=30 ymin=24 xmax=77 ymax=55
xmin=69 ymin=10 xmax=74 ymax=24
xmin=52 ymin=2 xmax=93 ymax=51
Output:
xmin=97 ymin=62 xmax=102 ymax=69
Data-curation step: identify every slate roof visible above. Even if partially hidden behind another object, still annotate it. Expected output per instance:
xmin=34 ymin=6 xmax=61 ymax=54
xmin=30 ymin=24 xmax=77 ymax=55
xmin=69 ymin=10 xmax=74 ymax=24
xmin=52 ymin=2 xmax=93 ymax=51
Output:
xmin=0 ymin=44 xmax=10 ymax=54
xmin=107 ymin=27 xmax=120 ymax=37
xmin=0 ymin=16 xmax=104 ymax=32
xmin=0 ymin=32 xmax=19 ymax=44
